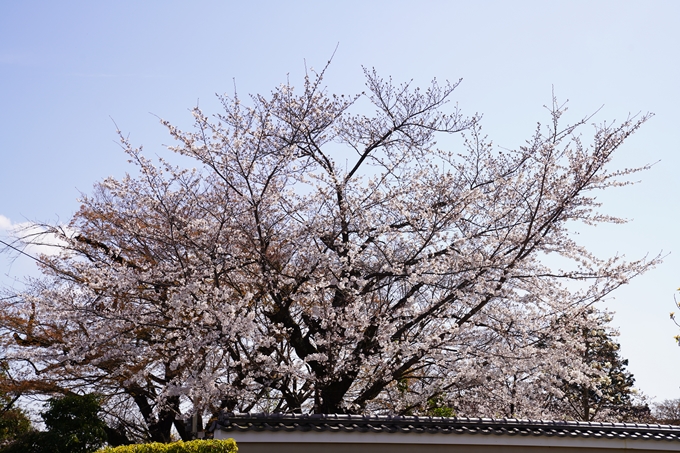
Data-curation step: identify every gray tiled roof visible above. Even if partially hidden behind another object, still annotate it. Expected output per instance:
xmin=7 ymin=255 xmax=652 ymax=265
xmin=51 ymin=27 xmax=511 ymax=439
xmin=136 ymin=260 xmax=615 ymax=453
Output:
xmin=215 ymin=412 xmax=680 ymax=442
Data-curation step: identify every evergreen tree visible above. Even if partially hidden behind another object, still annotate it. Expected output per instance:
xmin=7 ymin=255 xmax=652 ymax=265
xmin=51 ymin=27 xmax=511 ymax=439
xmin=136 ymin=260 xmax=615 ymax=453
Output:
xmin=556 ymin=310 xmax=640 ymax=421
xmin=1 ymin=393 xmax=107 ymax=453
xmin=40 ymin=393 xmax=108 ymax=453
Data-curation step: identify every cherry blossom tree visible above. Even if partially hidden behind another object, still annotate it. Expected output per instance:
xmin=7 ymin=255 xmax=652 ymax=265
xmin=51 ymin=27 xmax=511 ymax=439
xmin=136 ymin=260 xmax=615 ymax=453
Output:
xmin=0 ymin=65 xmax=658 ymax=441
xmin=654 ymin=398 xmax=680 ymax=424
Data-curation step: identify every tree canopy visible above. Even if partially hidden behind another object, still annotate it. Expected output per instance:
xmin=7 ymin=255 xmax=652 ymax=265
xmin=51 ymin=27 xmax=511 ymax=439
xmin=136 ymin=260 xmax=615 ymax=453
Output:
xmin=0 ymin=65 xmax=657 ymax=440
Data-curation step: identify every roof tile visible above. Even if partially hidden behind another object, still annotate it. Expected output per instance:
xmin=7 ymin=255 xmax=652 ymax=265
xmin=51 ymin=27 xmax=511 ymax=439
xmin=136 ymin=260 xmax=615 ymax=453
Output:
xmin=215 ymin=412 xmax=680 ymax=443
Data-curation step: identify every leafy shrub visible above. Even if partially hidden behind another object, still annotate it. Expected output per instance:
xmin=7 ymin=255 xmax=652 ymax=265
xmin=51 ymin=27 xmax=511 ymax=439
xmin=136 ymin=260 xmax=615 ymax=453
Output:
xmin=98 ymin=438 xmax=237 ymax=453
xmin=0 ymin=406 xmax=31 ymax=447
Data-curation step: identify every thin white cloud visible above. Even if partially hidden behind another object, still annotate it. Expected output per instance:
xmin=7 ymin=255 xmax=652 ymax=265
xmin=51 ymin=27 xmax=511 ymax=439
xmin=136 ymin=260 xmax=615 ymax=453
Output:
xmin=0 ymin=214 xmax=12 ymax=231
xmin=0 ymin=215 xmax=67 ymax=257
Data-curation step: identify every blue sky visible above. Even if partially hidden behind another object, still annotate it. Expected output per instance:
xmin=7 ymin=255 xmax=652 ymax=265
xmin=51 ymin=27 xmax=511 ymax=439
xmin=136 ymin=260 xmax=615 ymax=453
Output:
xmin=1 ymin=0 xmax=679 ymax=402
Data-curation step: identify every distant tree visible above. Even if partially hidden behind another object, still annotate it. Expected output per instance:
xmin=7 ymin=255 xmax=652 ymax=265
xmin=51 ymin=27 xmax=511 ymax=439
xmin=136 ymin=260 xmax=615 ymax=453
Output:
xmin=1 ymin=64 xmax=658 ymax=440
xmin=654 ymin=399 xmax=680 ymax=425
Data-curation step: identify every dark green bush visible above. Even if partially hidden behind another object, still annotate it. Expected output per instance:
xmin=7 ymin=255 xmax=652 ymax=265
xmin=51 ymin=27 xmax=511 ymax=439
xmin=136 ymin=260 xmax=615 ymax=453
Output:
xmin=97 ymin=438 xmax=237 ymax=453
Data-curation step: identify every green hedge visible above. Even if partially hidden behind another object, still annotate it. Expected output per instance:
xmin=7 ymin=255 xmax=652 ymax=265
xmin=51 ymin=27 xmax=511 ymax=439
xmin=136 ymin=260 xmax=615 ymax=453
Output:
xmin=97 ymin=438 xmax=237 ymax=453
